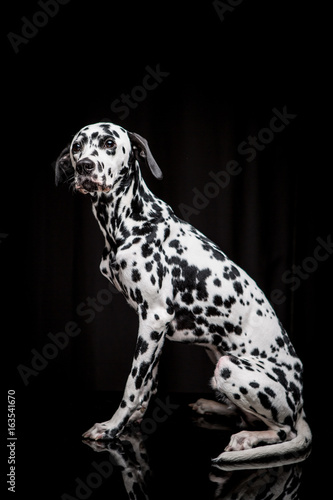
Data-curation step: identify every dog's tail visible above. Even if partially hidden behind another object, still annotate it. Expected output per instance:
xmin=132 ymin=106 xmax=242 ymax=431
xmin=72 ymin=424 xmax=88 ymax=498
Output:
xmin=212 ymin=412 xmax=312 ymax=471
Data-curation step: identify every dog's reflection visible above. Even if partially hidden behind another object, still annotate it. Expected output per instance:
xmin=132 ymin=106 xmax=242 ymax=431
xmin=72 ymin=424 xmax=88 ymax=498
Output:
xmin=83 ymin=425 xmax=150 ymax=499
xmin=210 ymin=464 xmax=303 ymax=499
xmin=83 ymin=426 xmax=308 ymax=500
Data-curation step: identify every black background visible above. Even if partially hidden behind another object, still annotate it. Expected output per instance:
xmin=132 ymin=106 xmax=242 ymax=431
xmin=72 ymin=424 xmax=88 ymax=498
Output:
xmin=2 ymin=1 xmax=332 ymax=498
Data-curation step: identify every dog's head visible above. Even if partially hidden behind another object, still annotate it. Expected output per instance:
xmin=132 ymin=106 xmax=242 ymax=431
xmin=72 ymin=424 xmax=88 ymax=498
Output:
xmin=55 ymin=122 xmax=163 ymax=194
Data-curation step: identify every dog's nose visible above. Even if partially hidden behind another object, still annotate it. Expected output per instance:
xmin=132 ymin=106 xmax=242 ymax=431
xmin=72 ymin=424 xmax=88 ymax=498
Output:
xmin=76 ymin=158 xmax=95 ymax=175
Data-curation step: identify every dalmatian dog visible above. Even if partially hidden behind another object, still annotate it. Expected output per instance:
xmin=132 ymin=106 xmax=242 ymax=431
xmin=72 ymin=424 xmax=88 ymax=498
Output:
xmin=55 ymin=122 xmax=311 ymax=468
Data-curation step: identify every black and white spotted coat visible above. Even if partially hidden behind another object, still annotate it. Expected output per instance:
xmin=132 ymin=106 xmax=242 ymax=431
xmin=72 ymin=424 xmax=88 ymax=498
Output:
xmin=55 ymin=122 xmax=311 ymax=467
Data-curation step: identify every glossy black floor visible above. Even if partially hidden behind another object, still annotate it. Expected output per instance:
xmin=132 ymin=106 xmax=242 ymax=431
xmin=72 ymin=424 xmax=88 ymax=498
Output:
xmin=11 ymin=389 xmax=330 ymax=500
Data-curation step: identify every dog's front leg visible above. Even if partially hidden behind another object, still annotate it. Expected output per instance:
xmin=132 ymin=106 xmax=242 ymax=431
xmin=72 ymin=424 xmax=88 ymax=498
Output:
xmin=82 ymin=314 xmax=167 ymax=440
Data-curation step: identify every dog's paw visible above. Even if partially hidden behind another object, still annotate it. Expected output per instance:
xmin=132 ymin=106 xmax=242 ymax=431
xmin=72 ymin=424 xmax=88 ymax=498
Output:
xmin=82 ymin=422 xmax=116 ymax=441
xmin=189 ymin=398 xmax=221 ymax=415
xmin=224 ymin=431 xmax=257 ymax=451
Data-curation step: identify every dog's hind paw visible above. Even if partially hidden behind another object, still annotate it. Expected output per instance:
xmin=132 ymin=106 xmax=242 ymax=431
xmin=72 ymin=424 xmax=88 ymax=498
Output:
xmin=189 ymin=398 xmax=235 ymax=416
xmin=189 ymin=398 xmax=216 ymax=414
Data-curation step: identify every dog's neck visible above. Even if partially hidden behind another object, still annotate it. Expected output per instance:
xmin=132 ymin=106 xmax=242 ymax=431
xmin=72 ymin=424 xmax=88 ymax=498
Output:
xmin=90 ymin=160 xmax=166 ymax=252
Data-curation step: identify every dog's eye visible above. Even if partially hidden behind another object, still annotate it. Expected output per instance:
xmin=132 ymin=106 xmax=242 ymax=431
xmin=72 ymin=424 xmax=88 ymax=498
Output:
xmin=72 ymin=142 xmax=82 ymax=154
xmin=104 ymin=139 xmax=115 ymax=149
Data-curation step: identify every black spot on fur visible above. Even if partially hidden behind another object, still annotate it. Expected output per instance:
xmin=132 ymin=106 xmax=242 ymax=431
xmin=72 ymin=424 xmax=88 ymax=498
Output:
xmin=264 ymin=387 xmax=276 ymax=398
xmin=233 ymin=281 xmax=243 ymax=295
xmin=272 ymin=367 xmax=288 ymax=389
xmin=278 ymin=430 xmax=287 ymax=441
xmin=213 ymin=295 xmax=223 ymax=306
xmin=276 ymin=336 xmax=285 ymax=347
xmin=135 ymin=336 xmax=149 ymax=358
xmin=258 ymin=391 xmax=273 ymax=409
xmin=249 ymin=381 xmax=260 ymax=388
xmin=151 ymin=330 xmax=163 ymax=341
xmin=175 ymin=307 xmax=196 ymax=331
xmin=141 ymin=243 xmax=153 ymax=258
xmin=221 ymin=368 xmax=231 ymax=379
xmin=224 ymin=322 xmax=234 ymax=333
xmin=182 ymin=292 xmax=194 ymax=305
xmin=145 ymin=262 xmax=153 ymax=272
xmin=206 ymin=306 xmax=221 ymax=317
xmin=132 ymin=269 xmax=141 ymax=282
xmin=224 ymin=296 xmax=236 ymax=309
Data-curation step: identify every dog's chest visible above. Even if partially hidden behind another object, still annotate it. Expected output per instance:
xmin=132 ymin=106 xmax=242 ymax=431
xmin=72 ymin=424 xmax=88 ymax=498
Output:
xmin=98 ymin=240 xmax=153 ymax=311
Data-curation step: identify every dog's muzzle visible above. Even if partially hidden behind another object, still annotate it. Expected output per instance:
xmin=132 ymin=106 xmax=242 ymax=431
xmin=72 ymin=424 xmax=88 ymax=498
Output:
xmin=75 ymin=158 xmax=111 ymax=194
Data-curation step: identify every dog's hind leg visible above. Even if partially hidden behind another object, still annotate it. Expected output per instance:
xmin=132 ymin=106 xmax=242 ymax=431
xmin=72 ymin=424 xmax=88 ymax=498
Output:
xmin=190 ymin=346 xmax=239 ymax=417
xmin=212 ymin=354 xmax=301 ymax=454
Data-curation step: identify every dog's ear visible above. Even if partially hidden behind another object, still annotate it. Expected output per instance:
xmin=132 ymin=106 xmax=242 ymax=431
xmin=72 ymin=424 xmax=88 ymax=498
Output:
xmin=128 ymin=132 xmax=163 ymax=180
xmin=54 ymin=145 xmax=73 ymax=186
